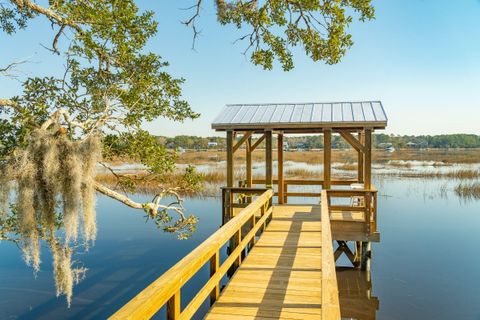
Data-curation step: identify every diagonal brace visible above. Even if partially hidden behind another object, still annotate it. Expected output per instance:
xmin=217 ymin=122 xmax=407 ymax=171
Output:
xmin=233 ymin=132 xmax=253 ymax=153
xmin=339 ymin=131 xmax=365 ymax=153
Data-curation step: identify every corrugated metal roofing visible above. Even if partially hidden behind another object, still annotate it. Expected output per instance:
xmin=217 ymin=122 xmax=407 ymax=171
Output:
xmin=212 ymin=101 xmax=387 ymax=131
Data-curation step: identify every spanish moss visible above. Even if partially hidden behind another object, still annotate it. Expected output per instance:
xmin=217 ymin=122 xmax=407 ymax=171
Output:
xmin=0 ymin=128 xmax=101 ymax=304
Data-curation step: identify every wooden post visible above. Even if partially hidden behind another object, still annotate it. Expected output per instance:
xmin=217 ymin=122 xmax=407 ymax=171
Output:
xmin=323 ymin=129 xmax=332 ymax=189
xmin=364 ymin=128 xmax=372 ymax=190
xmin=226 ymin=130 xmax=234 ymax=188
xmin=284 ymin=183 xmax=288 ymax=204
xmin=246 ymin=136 xmax=252 ymax=187
xmin=265 ymin=130 xmax=273 ymax=189
xmin=358 ymin=131 xmax=364 ymax=183
xmin=167 ymin=291 xmax=180 ymax=320
xmin=209 ymin=252 xmax=219 ymax=305
xmin=277 ymin=133 xmax=284 ymax=204
xmin=249 ymin=214 xmax=256 ymax=249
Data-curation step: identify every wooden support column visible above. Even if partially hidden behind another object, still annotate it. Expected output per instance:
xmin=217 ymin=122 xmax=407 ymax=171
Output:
xmin=265 ymin=130 xmax=273 ymax=189
xmin=358 ymin=131 xmax=365 ymax=183
xmin=246 ymin=136 xmax=252 ymax=187
xmin=323 ymin=129 xmax=332 ymax=189
xmin=364 ymin=128 xmax=372 ymax=190
xmin=277 ymin=133 xmax=284 ymax=204
xmin=226 ymin=130 xmax=234 ymax=188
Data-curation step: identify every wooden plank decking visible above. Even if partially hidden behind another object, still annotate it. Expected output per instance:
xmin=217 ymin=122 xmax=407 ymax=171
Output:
xmin=205 ymin=204 xmax=339 ymax=320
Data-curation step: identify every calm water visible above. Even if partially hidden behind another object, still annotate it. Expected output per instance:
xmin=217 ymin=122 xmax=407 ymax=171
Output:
xmin=1 ymin=177 xmax=480 ymax=319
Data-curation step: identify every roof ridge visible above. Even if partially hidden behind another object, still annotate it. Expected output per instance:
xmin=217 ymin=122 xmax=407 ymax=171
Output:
xmin=226 ymin=101 xmax=382 ymax=106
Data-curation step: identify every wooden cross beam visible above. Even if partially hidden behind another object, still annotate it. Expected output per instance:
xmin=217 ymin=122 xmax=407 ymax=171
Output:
xmin=339 ymin=131 xmax=365 ymax=153
xmin=334 ymin=241 xmax=356 ymax=266
xmin=250 ymin=133 xmax=266 ymax=151
xmin=233 ymin=131 xmax=253 ymax=153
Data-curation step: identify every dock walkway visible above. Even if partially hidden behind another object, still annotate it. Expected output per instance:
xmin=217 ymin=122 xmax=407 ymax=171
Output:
xmin=110 ymin=191 xmax=342 ymax=320
xmin=205 ymin=204 xmax=338 ymax=320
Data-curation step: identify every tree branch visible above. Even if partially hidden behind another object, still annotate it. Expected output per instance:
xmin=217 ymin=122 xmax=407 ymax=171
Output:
xmin=12 ymin=0 xmax=82 ymax=33
xmin=40 ymin=109 xmax=87 ymax=131
xmin=182 ymin=0 xmax=203 ymax=50
xmin=0 ymin=98 xmax=19 ymax=108
xmin=93 ymin=181 xmax=187 ymax=220
xmin=0 ymin=98 xmax=24 ymax=114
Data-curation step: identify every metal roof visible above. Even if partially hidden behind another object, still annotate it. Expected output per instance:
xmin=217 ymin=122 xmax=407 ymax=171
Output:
xmin=211 ymin=101 xmax=388 ymax=131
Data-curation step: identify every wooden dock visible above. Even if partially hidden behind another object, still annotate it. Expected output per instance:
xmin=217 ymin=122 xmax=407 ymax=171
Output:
xmin=109 ymin=102 xmax=386 ymax=319
xmin=205 ymin=204 xmax=338 ymax=319
xmin=110 ymin=190 xmax=342 ymax=320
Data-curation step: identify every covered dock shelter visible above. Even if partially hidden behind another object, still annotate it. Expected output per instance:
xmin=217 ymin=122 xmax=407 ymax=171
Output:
xmin=212 ymin=101 xmax=387 ymax=193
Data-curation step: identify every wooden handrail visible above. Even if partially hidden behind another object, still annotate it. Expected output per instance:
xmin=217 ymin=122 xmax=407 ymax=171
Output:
xmin=247 ymin=178 xmax=358 ymax=186
xmin=221 ymin=186 xmax=268 ymax=194
xmin=110 ymin=189 xmax=274 ymax=320
xmin=320 ymin=190 xmax=341 ymax=318
xmin=326 ymin=188 xmax=378 ymax=233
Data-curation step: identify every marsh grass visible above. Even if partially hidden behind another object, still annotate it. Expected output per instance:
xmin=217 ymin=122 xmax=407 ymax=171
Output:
xmin=454 ymin=182 xmax=480 ymax=200
xmin=387 ymin=161 xmax=413 ymax=168
xmin=335 ymin=163 xmax=357 ymax=171
xmin=284 ymin=168 xmax=322 ymax=177
xmin=382 ymin=169 xmax=480 ymax=180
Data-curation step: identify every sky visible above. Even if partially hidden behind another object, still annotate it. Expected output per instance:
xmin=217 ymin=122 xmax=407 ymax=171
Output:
xmin=1 ymin=0 xmax=480 ymax=137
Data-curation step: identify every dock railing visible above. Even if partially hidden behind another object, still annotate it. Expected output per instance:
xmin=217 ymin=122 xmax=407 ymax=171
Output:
xmin=321 ymin=190 xmax=341 ymax=318
xmin=238 ymin=179 xmax=378 ymax=234
xmin=238 ymin=178 xmax=357 ymax=203
xmin=326 ymin=188 xmax=378 ymax=233
xmin=110 ymin=189 xmax=274 ymax=320
xmin=221 ymin=186 xmax=270 ymax=224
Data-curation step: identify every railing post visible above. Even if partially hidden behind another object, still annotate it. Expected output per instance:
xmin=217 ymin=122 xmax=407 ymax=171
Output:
xmin=249 ymin=214 xmax=256 ymax=249
xmin=284 ymin=183 xmax=288 ymax=204
xmin=235 ymin=229 xmax=242 ymax=266
xmin=167 ymin=291 xmax=180 ymax=320
xmin=209 ymin=252 xmax=219 ymax=306
xmin=260 ymin=204 xmax=267 ymax=232
xmin=229 ymin=190 xmax=233 ymax=220
xmin=221 ymin=189 xmax=226 ymax=225
xmin=365 ymin=192 xmax=371 ymax=234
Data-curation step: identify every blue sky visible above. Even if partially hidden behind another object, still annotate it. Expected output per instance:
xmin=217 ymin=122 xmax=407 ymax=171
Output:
xmin=1 ymin=0 xmax=480 ymax=136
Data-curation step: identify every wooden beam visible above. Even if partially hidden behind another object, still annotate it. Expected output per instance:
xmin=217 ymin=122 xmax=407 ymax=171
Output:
xmin=246 ymin=136 xmax=252 ymax=187
xmin=358 ymin=131 xmax=364 ymax=183
xmin=323 ymin=129 xmax=332 ymax=189
xmin=209 ymin=252 xmax=219 ymax=305
xmin=277 ymin=133 xmax=284 ymax=204
xmin=320 ymin=191 xmax=341 ymax=318
xmin=226 ymin=130 xmax=234 ymax=187
xmin=265 ymin=130 xmax=273 ymax=188
xmin=339 ymin=131 xmax=365 ymax=153
xmin=364 ymin=128 xmax=372 ymax=189
xmin=233 ymin=131 xmax=253 ymax=153
xmin=250 ymin=133 xmax=266 ymax=151
xmin=167 ymin=292 xmax=180 ymax=320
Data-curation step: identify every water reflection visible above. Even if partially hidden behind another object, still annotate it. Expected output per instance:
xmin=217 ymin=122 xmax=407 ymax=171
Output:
xmin=337 ymin=267 xmax=379 ymax=320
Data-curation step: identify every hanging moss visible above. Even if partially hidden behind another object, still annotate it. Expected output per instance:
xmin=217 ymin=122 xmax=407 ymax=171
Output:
xmin=0 ymin=162 xmax=14 ymax=219
xmin=79 ymin=134 xmax=101 ymax=243
xmin=0 ymin=128 xmax=101 ymax=305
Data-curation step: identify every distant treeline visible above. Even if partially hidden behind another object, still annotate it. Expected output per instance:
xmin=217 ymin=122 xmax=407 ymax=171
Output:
xmin=156 ymin=134 xmax=480 ymax=150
